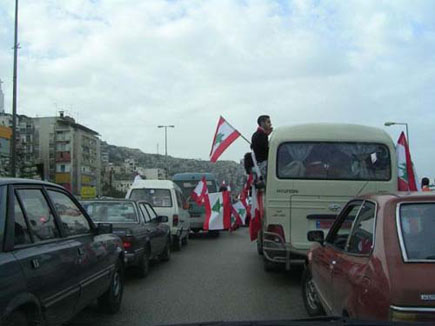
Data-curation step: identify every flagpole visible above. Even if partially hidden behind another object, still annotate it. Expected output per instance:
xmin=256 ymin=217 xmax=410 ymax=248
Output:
xmin=221 ymin=116 xmax=251 ymax=145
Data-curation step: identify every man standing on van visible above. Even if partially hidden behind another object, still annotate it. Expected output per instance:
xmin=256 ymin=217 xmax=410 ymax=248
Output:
xmin=251 ymin=115 xmax=273 ymax=180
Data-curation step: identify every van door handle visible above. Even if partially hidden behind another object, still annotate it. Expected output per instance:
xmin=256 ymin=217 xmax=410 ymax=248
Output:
xmin=31 ymin=259 xmax=40 ymax=269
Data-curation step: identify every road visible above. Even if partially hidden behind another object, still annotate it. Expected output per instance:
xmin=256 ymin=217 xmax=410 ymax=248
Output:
xmin=68 ymin=227 xmax=308 ymax=326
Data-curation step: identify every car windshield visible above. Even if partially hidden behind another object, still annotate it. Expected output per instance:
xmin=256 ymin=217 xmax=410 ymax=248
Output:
xmin=398 ymin=203 xmax=435 ymax=261
xmin=174 ymin=180 xmax=217 ymax=199
xmin=129 ymin=189 xmax=172 ymax=207
xmin=82 ymin=201 xmax=138 ymax=223
xmin=277 ymin=142 xmax=391 ymax=180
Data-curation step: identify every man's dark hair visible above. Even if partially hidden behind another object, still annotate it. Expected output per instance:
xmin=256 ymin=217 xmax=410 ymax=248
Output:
xmin=257 ymin=115 xmax=270 ymax=126
xmin=422 ymin=177 xmax=430 ymax=187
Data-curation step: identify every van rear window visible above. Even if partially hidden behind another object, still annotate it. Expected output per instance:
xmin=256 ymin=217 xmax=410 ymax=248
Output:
xmin=130 ymin=189 xmax=172 ymax=207
xmin=277 ymin=142 xmax=391 ymax=181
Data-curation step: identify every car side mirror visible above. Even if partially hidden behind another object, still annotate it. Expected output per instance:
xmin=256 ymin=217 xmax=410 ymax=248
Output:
xmin=307 ymin=230 xmax=324 ymax=244
xmin=157 ymin=215 xmax=168 ymax=223
xmin=97 ymin=223 xmax=113 ymax=235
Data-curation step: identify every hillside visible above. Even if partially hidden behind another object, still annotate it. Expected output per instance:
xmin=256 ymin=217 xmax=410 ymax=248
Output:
xmin=107 ymin=144 xmax=247 ymax=193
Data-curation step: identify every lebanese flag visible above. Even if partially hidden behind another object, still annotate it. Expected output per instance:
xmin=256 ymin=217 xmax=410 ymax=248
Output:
xmin=204 ymin=191 xmax=232 ymax=230
xmin=191 ymin=177 xmax=208 ymax=205
xmin=397 ymin=132 xmax=418 ymax=191
xmin=249 ymin=185 xmax=264 ymax=241
xmin=210 ymin=116 xmax=241 ymax=162
xmin=240 ymin=173 xmax=254 ymax=217
xmin=232 ymin=201 xmax=248 ymax=226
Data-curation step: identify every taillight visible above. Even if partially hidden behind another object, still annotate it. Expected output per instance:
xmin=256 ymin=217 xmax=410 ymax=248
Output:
xmin=173 ymin=214 xmax=179 ymax=227
xmin=266 ymin=224 xmax=286 ymax=243
xmin=123 ymin=241 xmax=132 ymax=249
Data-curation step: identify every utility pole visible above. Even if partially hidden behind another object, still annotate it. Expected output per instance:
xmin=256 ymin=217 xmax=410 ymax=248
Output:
xmin=157 ymin=125 xmax=175 ymax=179
xmin=10 ymin=0 xmax=19 ymax=177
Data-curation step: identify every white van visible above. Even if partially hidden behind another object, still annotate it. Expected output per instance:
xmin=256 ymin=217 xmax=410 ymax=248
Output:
xmin=258 ymin=123 xmax=398 ymax=270
xmin=126 ymin=180 xmax=190 ymax=250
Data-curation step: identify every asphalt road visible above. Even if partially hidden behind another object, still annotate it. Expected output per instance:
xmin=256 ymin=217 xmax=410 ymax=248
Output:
xmin=68 ymin=227 xmax=308 ymax=326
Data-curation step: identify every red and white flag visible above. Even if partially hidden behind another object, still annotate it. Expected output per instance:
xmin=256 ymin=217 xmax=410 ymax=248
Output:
xmin=204 ymin=191 xmax=232 ymax=230
xmin=249 ymin=185 xmax=264 ymax=241
xmin=210 ymin=116 xmax=241 ymax=162
xmin=191 ymin=177 xmax=208 ymax=205
xmin=240 ymin=173 xmax=254 ymax=217
xmin=232 ymin=201 xmax=248 ymax=226
xmin=397 ymin=132 xmax=418 ymax=191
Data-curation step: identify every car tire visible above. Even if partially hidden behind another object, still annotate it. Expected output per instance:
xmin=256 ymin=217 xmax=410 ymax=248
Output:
xmin=209 ymin=230 xmax=220 ymax=238
xmin=160 ymin=238 xmax=171 ymax=262
xmin=173 ymin=235 xmax=182 ymax=251
xmin=257 ymin=237 xmax=263 ymax=256
xmin=98 ymin=259 xmax=124 ymax=314
xmin=137 ymin=249 xmax=150 ymax=278
xmin=182 ymin=233 xmax=189 ymax=246
xmin=302 ymin=268 xmax=325 ymax=317
xmin=3 ymin=310 xmax=28 ymax=326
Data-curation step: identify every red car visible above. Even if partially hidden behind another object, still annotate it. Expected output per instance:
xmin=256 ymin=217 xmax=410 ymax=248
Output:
xmin=303 ymin=192 xmax=435 ymax=322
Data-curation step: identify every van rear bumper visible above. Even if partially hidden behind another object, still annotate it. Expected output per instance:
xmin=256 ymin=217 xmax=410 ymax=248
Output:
xmin=262 ymin=231 xmax=307 ymax=270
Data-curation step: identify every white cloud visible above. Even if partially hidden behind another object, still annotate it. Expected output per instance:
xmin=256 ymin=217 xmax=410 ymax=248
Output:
xmin=0 ymin=0 xmax=435 ymax=179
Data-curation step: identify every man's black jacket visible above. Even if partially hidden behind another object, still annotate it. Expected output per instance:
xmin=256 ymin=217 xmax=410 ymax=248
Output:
xmin=251 ymin=128 xmax=269 ymax=163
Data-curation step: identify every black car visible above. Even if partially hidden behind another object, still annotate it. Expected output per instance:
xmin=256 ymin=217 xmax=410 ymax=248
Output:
xmin=0 ymin=178 xmax=125 ymax=326
xmin=81 ymin=199 xmax=171 ymax=278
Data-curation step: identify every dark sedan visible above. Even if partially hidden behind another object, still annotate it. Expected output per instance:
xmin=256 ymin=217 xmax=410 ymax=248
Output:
xmin=0 ymin=178 xmax=125 ymax=326
xmin=81 ymin=200 xmax=171 ymax=278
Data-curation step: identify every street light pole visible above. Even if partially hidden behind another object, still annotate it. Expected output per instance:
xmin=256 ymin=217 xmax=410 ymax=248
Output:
xmin=384 ymin=122 xmax=410 ymax=146
xmin=158 ymin=125 xmax=175 ymax=179
xmin=10 ymin=0 xmax=19 ymax=177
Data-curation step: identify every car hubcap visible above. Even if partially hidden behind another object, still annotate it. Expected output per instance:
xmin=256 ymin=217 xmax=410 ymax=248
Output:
xmin=306 ymin=278 xmax=319 ymax=310
xmin=113 ymin=271 xmax=121 ymax=297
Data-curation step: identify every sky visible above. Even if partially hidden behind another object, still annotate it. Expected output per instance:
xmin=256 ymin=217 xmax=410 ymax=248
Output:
xmin=0 ymin=0 xmax=434 ymax=179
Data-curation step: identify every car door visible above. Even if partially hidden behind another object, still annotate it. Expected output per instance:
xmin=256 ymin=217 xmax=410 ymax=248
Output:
xmin=311 ymin=201 xmax=362 ymax=314
xmin=11 ymin=186 xmax=80 ymax=324
xmin=46 ymin=188 xmax=111 ymax=312
xmin=138 ymin=202 xmax=159 ymax=258
xmin=331 ymin=200 xmax=376 ymax=317
xmin=144 ymin=203 xmax=167 ymax=253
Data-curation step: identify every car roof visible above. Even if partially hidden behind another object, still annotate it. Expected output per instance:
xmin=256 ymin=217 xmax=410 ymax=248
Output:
xmin=129 ymin=179 xmax=177 ymax=189
xmin=172 ymin=173 xmax=217 ymax=181
xmin=81 ymin=198 xmax=154 ymax=206
xmin=356 ymin=191 xmax=435 ymax=203
xmin=0 ymin=178 xmax=63 ymax=188
xmin=270 ymin=123 xmax=395 ymax=145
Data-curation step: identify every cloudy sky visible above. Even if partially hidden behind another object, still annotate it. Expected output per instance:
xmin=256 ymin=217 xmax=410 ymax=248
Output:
xmin=0 ymin=0 xmax=434 ymax=178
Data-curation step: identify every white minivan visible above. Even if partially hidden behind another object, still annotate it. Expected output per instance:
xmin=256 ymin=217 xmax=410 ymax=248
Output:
xmin=126 ymin=180 xmax=190 ymax=250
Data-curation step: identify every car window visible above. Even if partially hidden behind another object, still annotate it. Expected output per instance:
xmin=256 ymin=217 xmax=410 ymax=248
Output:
xmin=398 ymin=203 xmax=435 ymax=261
xmin=14 ymin=195 xmax=32 ymax=246
xmin=0 ymin=186 xmax=6 ymax=249
xmin=139 ymin=204 xmax=151 ymax=223
xmin=146 ymin=204 xmax=158 ymax=220
xmin=48 ymin=190 xmax=91 ymax=236
xmin=326 ymin=202 xmax=362 ymax=250
xmin=16 ymin=189 xmax=60 ymax=242
xmin=176 ymin=190 xmax=183 ymax=208
xmin=346 ymin=201 xmax=376 ymax=255
xmin=82 ymin=201 xmax=139 ymax=223
xmin=129 ymin=189 xmax=172 ymax=207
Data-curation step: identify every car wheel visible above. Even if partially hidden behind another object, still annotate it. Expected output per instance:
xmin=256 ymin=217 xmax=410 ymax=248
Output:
xmin=4 ymin=310 xmax=28 ymax=326
xmin=209 ymin=230 xmax=220 ymax=238
xmin=160 ymin=238 xmax=171 ymax=262
xmin=173 ymin=235 xmax=182 ymax=251
xmin=257 ymin=237 xmax=263 ymax=256
xmin=302 ymin=268 xmax=325 ymax=316
xmin=263 ymin=256 xmax=279 ymax=272
xmin=137 ymin=249 xmax=150 ymax=278
xmin=182 ymin=233 xmax=189 ymax=246
xmin=98 ymin=259 xmax=124 ymax=314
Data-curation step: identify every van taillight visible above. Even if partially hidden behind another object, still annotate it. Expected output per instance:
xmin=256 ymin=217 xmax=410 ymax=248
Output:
xmin=266 ymin=224 xmax=285 ymax=243
xmin=173 ymin=214 xmax=179 ymax=226
xmin=123 ymin=241 xmax=132 ymax=249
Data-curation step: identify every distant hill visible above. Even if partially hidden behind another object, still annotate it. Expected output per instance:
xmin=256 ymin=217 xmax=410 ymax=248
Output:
xmin=107 ymin=144 xmax=247 ymax=193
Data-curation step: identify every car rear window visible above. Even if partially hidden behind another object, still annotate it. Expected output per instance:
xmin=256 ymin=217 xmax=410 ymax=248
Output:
xmin=82 ymin=201 xmax=139 ymax=223
xmin=129 ymin=189 xmax=172 ymax=207
xmin=398 ymin=203 xmax=435 ymax=261
xmin=174 ymin=180 xmax=217 ymax=198
xmin=277 ymin=142 xmax=391 ymax=181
